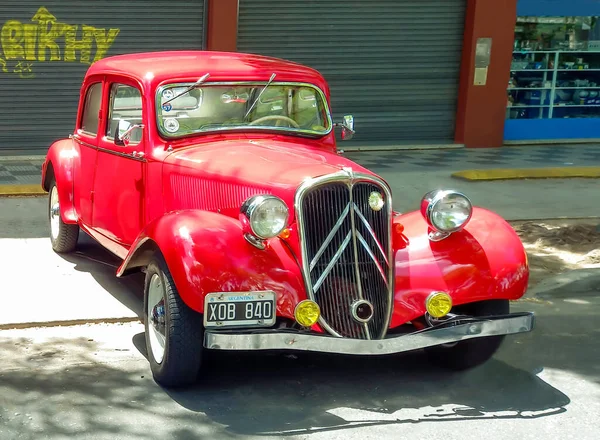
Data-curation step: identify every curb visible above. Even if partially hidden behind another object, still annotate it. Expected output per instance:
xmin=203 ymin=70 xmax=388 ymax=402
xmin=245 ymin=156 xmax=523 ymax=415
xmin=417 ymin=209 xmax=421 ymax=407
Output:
xmin=0 ymin=317 xmax=141 ymax=331
xmin=0 ymin=185 xmax=46 ymax=196
xmin=452 ymin=166 xmax=600 ymax=181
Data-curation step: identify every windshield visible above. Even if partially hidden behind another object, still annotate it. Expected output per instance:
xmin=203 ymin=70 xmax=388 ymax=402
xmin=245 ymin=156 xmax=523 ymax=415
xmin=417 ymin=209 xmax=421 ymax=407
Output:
xmin=155 ymin=82 xmax=331 ymax=138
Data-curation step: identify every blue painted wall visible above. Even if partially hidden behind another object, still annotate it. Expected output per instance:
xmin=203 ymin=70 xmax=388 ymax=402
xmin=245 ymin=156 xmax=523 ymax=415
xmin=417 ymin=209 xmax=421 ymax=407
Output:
xmin=517 ymin=0 xmax=600 ymax=16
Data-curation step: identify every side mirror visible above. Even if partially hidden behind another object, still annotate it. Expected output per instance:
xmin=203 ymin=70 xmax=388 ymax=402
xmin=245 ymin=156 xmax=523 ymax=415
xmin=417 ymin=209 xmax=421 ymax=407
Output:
xmin=336 ymin=114 xmax=355 ymax=141
xmin=114 ymin=119 xmax=144 ymax=146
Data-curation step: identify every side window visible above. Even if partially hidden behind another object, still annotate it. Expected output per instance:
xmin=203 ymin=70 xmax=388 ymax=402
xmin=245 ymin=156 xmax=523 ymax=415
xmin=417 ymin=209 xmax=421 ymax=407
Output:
xmin=80 ymin=83 xmax=103 ymax=135
xmin=106 ymin=83 xmax=143 ymax=144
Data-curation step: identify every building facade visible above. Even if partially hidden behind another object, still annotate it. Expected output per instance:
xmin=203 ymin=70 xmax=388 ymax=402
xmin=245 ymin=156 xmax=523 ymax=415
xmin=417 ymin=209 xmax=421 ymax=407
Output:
xmin=3 ymin=0 xmax=593 ymax=155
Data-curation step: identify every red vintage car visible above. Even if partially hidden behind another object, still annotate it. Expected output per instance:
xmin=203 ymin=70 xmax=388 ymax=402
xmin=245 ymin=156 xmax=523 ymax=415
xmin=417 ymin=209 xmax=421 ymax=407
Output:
xmin=41 ymin=51 xmax=534 ymax=387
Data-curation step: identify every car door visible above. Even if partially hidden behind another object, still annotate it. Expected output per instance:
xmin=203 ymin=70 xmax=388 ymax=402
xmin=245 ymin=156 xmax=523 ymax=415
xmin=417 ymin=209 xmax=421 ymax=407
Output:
xmin=72 ymin=79 xmax=103 ymax=228
xmin=91 ymin=80 xmax=146 ymax=247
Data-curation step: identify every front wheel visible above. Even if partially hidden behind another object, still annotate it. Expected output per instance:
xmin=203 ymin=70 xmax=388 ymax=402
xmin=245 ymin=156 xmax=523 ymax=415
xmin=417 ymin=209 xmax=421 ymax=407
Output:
xmin=48 ymin=178 xmax=79 ymax=253
xmin=425 ymin=299 xmax=510 ymax=371
xmin=144 ymin=254 xmax=204 ymax=387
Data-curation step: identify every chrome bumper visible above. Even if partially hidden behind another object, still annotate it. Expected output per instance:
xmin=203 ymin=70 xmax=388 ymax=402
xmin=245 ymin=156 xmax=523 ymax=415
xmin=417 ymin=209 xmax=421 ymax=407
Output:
xmin=203 ymin=312 xmax=535 ymax=355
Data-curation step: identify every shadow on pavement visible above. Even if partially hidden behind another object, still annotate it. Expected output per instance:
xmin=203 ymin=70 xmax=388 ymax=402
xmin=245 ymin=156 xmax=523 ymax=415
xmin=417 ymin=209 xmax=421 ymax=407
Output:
xmin=0 ymin=334 xmax=570 ymax=440
xmin=57 ymin=231 xmax=145 ymax=318
xmin=164 ymin=348 xmax=569 ymax=436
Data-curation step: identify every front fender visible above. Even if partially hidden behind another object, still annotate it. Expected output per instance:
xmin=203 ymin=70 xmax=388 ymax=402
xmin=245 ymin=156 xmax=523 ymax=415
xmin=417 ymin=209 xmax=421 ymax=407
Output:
xmin=118 ymin=210 xmax=308 ymax=320
xmin=391 ymin=207 xmax=529 ymax=327
xmin=42 ymin=139 xmax=77 ymax=224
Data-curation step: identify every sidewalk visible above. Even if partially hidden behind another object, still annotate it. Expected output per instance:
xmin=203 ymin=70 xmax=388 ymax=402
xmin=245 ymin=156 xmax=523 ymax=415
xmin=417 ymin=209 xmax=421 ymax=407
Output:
xmin=1 ymin=144 xmax=599 ymax=219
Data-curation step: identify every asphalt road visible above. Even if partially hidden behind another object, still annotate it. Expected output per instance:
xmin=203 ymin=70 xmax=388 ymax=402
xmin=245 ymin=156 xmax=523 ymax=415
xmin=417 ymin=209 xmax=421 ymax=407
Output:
xmin=1 ymin=295 xmax=599 ymax=440
xmin=0 ymin=196 xmax=599 ymax=439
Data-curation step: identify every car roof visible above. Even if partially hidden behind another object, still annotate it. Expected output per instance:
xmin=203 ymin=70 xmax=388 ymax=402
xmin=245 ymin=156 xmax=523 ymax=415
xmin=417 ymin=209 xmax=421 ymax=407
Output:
xmin=86 ymin=50 xmax=330 ymax=94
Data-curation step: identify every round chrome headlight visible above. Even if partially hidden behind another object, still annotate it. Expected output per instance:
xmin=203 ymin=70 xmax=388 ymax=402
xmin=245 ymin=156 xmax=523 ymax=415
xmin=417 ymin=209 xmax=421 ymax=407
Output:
xmin=241 ymin=195 xmax=289 ymax=239
xmin=421 ymin=190 xmax=472 ymax=233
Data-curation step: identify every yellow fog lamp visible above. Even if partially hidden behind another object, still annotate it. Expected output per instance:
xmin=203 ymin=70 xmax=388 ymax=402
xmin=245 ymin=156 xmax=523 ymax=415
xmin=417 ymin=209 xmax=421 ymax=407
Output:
xmin=294 ymin=300 xmax=321 ymax=327
xmin=425 ymin=292 xmax=453 ymax=318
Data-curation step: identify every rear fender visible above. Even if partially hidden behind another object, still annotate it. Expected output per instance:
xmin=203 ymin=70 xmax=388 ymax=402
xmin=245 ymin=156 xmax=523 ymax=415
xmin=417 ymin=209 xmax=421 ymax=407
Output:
xmin=42 ymin=140 xmax=78 ymax=224
xmin=117 ymin=210 xmax=308 ymax=320
xmin=391 ymin=207 xmax=529 ymax=327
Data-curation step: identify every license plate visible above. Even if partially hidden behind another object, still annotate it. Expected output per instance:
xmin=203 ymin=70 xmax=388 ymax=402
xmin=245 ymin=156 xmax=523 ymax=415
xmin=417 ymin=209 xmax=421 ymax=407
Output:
xmin=203 ymin=291 xmax=276 ymax=328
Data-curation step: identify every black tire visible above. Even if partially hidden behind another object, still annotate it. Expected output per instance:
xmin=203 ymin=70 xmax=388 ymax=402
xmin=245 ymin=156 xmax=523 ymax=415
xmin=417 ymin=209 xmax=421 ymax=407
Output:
xmin=144 ymin=254 xmax=204 ymax=387
xmin=425 ymin=299 xmax=510 ymax=371
xmin=48 ymin=178 xmax=79 ymax=253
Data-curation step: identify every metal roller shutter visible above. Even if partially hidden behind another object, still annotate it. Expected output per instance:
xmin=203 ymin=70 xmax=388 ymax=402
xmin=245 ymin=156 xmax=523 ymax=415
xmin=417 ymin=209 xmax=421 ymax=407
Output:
xmin=0 ymin=0 xmax=205 ymax=155
xmin=237 ymin=0 xmax=466 ymax=147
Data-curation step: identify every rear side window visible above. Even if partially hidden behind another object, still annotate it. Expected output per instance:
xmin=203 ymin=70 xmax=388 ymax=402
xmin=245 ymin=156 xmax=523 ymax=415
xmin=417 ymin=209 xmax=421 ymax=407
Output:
xmin=80 ymin=83 xmax=103 ymax=135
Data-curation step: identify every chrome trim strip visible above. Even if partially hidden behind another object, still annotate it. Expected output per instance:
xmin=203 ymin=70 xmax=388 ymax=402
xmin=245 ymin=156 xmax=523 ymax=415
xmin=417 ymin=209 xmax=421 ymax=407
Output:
xmin=71 ymin=136 xmax=97 ymax=150
xmin=346 ymin=169 xmax=370 ymax=339
xmin=204 ymin=312 xmax=535 ymax=355
xmin=72 ymin=136 xmax=146 ymax=162
xmin=356 ymin=231 xmax=388 ymax=286
xmin=96 ymin=146 xmax=147 ymax=162
xmin=294 ymin=170 xmax=394 ymax=339
xmin=312 ymin=231 xmax=352 ymax=293
xmin=353 ymin=202 xmax=389 ymax=266
xmin=309 ymin=202 xmax=350 ymax=272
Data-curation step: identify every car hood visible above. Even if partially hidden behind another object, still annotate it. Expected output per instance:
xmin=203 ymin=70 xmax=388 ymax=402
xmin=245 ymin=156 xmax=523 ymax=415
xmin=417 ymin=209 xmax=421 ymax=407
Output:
xmin=164 ymin=138 xmax=373 ymax=186
xmin=162 ymin=138 xmax=378 ymax=219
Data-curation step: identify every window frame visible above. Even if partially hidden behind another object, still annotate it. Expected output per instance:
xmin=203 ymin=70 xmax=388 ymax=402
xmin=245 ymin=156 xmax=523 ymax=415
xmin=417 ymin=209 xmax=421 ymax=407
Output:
xmin=104 ymin=82 xmax=144 ymax=146
xmin=154 ymin=81 xmax=333 ymax=140
xmin=79 ymin=82 xmax=104 ymax=137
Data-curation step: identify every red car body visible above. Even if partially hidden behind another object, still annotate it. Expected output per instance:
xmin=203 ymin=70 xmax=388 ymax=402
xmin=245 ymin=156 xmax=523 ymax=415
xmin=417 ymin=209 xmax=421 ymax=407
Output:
xmin=41 ymin=51 xmax=533 ymax=387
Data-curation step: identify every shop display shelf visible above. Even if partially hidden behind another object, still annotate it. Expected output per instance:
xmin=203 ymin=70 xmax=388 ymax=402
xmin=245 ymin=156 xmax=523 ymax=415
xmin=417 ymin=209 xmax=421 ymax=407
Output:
xmin=508 ymin=87 xmax=551 ymax=91
xmin=556 ymin=69 xmax=600 ymax=72
xmin=507 ymin=104 xmax=551 ymax=108
xmin=510 ymin=69 xmax=553 ymax=72
xmin=553 ymin=104 xmax=600 ymax=107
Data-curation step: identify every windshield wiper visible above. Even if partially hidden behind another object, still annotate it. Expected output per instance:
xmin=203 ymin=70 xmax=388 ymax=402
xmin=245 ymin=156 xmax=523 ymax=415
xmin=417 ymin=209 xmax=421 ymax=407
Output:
xmin=244 ymin=73 xmax=276 ymax=118
xmin=162 ymin=73 xmax=210 ymax=106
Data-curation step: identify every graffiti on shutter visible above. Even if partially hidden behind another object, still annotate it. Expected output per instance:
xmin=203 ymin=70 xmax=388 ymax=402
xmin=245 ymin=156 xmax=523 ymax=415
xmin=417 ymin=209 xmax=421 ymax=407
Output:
xmin=0 ymin=6 xmax=120 ymax=79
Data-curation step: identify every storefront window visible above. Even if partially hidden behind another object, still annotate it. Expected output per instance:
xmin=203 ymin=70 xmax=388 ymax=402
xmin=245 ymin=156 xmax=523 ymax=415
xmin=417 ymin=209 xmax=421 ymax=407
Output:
xmin=507 ymin=16 xmax=600 ymax=120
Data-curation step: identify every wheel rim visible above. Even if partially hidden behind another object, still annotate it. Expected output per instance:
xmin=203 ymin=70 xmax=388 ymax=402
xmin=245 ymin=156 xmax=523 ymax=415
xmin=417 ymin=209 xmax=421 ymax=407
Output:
xmin=49 ymin=186 xmax=60 ymax=240
xmin=147 ymin=273 xmax=167 ymax=364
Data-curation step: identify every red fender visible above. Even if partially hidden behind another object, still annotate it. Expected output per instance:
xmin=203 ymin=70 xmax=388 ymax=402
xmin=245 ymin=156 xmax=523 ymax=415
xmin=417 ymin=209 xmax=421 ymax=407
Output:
xmin=390 ymin=207 xmax=529 ymax=327
xmin=117 ymin=210 xmax=308 ymax=320
xmin=41 ymin=139 xmax=78 ymax=224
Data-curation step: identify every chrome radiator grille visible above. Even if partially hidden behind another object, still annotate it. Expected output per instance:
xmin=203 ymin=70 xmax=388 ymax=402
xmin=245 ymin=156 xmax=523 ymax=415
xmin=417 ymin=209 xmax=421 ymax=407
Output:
xmin=296 ymin=173 xmax=393 ymax=340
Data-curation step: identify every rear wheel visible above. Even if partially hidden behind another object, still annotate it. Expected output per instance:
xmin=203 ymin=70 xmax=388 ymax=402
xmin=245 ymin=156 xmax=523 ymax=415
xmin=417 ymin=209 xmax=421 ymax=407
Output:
xmin=144 ymin=254 xmax=204 ymax=387
xmin=425 ymin=299 xmax=510 ymax=370
xmin=48 ymin=178 xmax=78 ymax=253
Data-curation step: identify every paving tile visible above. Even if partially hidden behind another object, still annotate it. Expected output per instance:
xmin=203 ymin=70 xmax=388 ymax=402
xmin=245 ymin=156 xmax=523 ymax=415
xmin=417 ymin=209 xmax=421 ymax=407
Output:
xmin=10 ymin=170 xmax=42 ymax=176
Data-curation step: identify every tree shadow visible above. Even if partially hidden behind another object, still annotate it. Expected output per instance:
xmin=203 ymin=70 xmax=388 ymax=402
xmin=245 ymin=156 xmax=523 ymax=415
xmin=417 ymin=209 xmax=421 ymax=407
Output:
xmin=163 ymin=347 xmax=569 ymax=436
xmin=0 ymin=335 xmax=236 ymax=440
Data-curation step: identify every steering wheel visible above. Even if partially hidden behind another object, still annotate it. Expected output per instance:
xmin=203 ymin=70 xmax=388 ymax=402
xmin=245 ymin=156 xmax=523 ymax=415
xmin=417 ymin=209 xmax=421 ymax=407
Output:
xmin=248 ymin=115 xmax=300 ymax=128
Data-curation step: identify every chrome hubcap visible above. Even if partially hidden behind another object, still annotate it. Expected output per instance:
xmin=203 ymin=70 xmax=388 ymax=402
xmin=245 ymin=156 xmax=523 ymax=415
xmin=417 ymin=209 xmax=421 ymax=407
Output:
xmin=49 ymin=186 xmax=60 ymax=240
xmin=147 ymin=274 xmax=166 ymax=364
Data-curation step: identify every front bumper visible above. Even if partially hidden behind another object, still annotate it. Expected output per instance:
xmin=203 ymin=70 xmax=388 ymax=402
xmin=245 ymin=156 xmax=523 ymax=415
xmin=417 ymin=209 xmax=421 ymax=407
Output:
xmin=204 ymin=312 xmax=534 ymax=355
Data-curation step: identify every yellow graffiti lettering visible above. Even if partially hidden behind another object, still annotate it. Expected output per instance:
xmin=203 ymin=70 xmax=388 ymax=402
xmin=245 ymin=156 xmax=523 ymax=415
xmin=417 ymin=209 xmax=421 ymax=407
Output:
xmin=64 ymin=24 xmax=94 ymax=63
xmin=1 ymin=20 xmax=25 ymax=60
xmin=37 ymin=22 xmax=67 ymax=62
xmin=0 ymin=6 xmax=120 ymax=71
xmin=23 ymin=24 xmax=38 ymax=61
xmin=14 ymin=61 xmax=34 ymax=78
xmin=92 ymin=28 xmax=120 ymax=62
